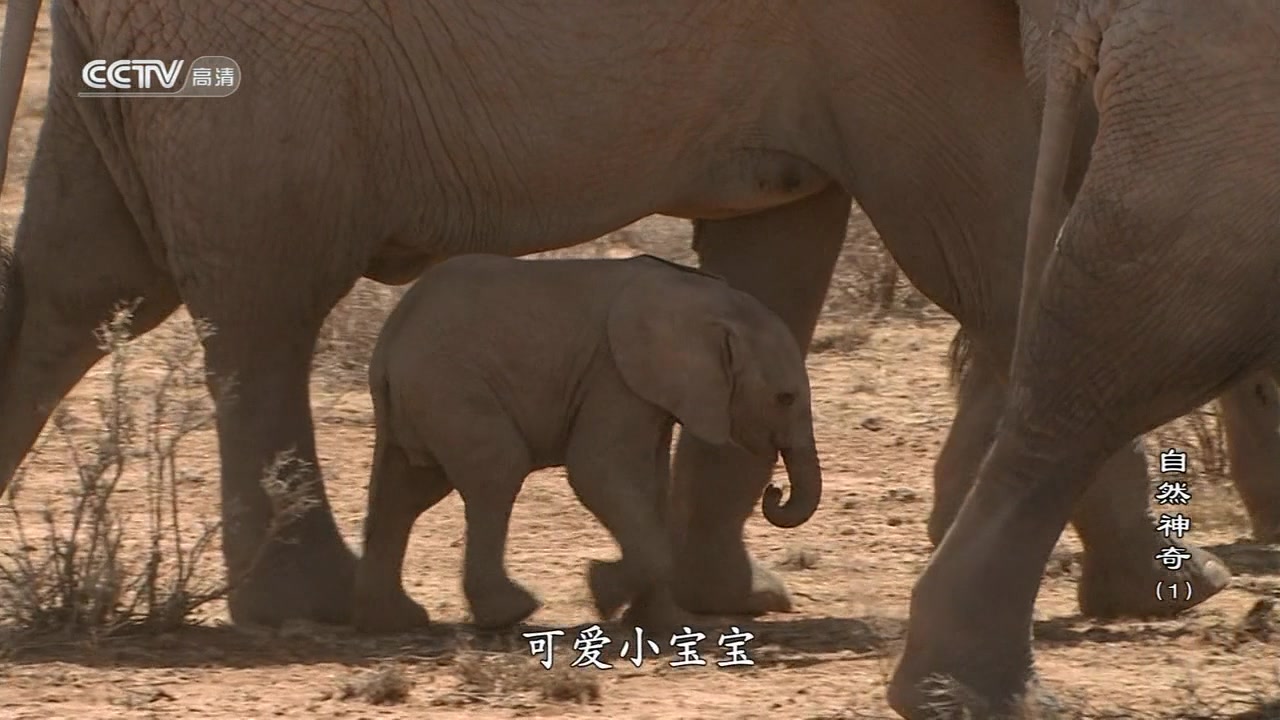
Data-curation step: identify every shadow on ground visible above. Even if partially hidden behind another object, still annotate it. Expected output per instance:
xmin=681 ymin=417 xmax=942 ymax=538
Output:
xmin=1206 ymin=542 xmax=1280 ymax=576
xmin=0 ymin=615 xmax=898 ymax=671
xmin=1031 ymin=616 xmax=1197 ymax=648
xmin=1225 ymin=698 xmax=1280 ymax=720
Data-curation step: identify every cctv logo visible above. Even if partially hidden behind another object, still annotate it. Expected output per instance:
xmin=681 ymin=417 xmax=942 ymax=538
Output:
xmin=81 ymin=59 xmax=185 ymax=92
xmin=78 ymin=56 xmax=241 ymax=98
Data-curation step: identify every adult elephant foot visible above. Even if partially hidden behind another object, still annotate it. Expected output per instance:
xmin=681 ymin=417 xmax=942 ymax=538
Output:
xmin=666 ymin=439 xmax=795 ymax=615
xmin=889 ymin=668 xmax=1061 ymax=720
xmin=667 ymin=429 xmax=793 ymax=615
xmin=1218 ymin=371 xmax=1280 ymax=543
xmin=352 ymin=587 xmax=431 ymax=635
xmin=222 ymin=460 xmax=362 ymax=627
xmin=669 ymin=534 xmax=792 ymax=616
xmin=1078 ymin=541 xmax=1229 ymax=619
xmin=888 ymin=425 xmax=1088 ymax=719
xmin=669 ymin=187 xmax=850 ymax=616
xmin=468 ymin=580 xmax=541 ymax=631
xmin=1070 ymin=438 xmax=1231 ymax=619
xmin=668 ymin=498 xmax=794 ymax=615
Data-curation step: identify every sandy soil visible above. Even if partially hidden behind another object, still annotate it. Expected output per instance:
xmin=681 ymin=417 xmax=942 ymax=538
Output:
xmin=0 ymin=5 xmax=1277 ymax=719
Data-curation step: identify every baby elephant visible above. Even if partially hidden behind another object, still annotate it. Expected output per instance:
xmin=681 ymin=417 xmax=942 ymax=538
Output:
xmin=352 ymin=253 xmax=824 ymax=634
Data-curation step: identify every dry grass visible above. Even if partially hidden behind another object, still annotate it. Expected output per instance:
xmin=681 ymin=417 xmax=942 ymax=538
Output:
xmin=0 ymin=303 xmax=321 ymax=645
xmin=1149 ymin=406 xmax=1230 ymax=483
xmin=313 ymin=280 xmax=407 ymax=388
xmin=335 ymin=663 xmax=414 ymax=705
xmin=435 ymin=648 xmax=601 ymax=708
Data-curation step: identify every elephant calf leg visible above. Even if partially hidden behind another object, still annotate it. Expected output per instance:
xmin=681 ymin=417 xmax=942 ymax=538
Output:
xmin=584 ymin=424 xmax=687 ymax=634
xmin=569 ymin=449 xmax=689 ymax=633
xmin=449 ymin=457 xmax=539 ymax=631
xmin=353 ymin=440 xmax=451 ymax=634
xmin=1218 ymin=372 xmax=1280 ymax=542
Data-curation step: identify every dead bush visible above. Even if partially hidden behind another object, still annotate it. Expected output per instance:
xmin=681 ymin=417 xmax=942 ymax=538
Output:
xmin=434 ymin=649 xmax=600 ymax=708
xmin=313 ymin=280 xmax=406 ymax=387
xmin=1147 ymin=404 xmax=1229 ymax=482
xmin=336 ymin=663 xmax=413 ymax=705
xmin=826 ymin=212 xmax=933 ymax=321
xmin=0 ymin=303 xmax=318 ymax=643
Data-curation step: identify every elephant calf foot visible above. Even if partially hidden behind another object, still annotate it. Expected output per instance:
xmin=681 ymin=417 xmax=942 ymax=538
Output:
xmin=587 ymin=559 xmax=634 ymax=620
xmin=352 ymin=587 xmax=432 ymax=635
xmin=672 ymin=547 xmax=792 ymax=616
xmin=467 ymin=578 xmax=541 ymax=630
xmin=1078 ymin=540 xmax=1231 ymax=619
xmin=588 ymin=559 xmax=691 ymax=635
xmin=622 ymin=590 xmax=693 ymax=639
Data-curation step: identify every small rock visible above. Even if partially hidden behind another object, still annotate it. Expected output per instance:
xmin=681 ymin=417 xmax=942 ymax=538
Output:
xmin=775 ymin=547 xmax=820 ymax=571
xmin=860 ymin=416 xmax=883 ymax=431
xmin=885 ymin=488 xmax=918 ymax=503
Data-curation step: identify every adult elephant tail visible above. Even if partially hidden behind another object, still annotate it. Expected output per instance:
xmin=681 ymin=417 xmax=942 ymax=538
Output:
xmin=946 ymin=326 xmax=974 ymax=390
xmin=1012 ymin=1 xmax=1101 ymax=361
xmin=0 ymin=0 xmax=41 ymax=195
xmin=0 ymin=0 xmax=36 ymax=497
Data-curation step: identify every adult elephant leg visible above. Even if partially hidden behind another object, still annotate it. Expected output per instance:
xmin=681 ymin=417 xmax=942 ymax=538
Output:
xmin=0 ymin=84 xmax=179 ymax=498
xmin=1072 ymin=438 xmax=1230 ymax=618
xmin=933 ymin=331 xmax=1230 ymax=618
xmin=670 ymin=185 xmax=850 ymax=615
xmin=1217 ymin=372 xmax=1280 ymax=541
xmin=180 ymin=270 xmax=361 ymax=627
xmin=888 ymin=185 xmax=1251 ymax=719
xmin=928 ymin=331 xmax=1005 ymax=546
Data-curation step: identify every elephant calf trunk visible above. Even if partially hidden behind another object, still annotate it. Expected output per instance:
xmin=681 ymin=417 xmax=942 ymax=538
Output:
xmin=762 ymin=446 xmax=822 ymax=528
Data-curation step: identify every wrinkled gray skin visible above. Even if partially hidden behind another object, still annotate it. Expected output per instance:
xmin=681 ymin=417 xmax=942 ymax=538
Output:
xmin=927 ymin=3 xmax=1280 ymax=622
xmin=0 ymin=0 xmax=1245 ymax=694
xmin=890 ymin=1 xmax=1280 ymax=716
xmin=352 ymin=254 xmax=822 ymax=635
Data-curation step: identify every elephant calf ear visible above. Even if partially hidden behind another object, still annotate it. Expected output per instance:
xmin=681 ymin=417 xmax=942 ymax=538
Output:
xmin=607 ymin=274 xmax=734 ymax=447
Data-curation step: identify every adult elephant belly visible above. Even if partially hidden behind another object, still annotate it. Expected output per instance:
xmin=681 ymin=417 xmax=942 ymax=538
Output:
xmin=363 ymin=146 xmax=835 ymax=285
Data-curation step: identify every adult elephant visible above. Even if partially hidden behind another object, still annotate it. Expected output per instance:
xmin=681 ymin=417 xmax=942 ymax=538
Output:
xmin=891 ymin=0 xmax=1280 ymax=716
xmin=0 ymin=0 xmax=1232 ymax=634
xmin=926 ymin=4 xmax=1280 ymax=622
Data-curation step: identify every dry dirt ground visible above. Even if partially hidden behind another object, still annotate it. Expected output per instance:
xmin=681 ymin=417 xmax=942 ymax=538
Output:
xmin=0 ymin=6 xmax=1278 ymax=720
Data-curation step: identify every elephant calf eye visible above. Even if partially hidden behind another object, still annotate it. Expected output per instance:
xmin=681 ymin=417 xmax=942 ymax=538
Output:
xmin=776 ymin=392 xmax=796 ymax=407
